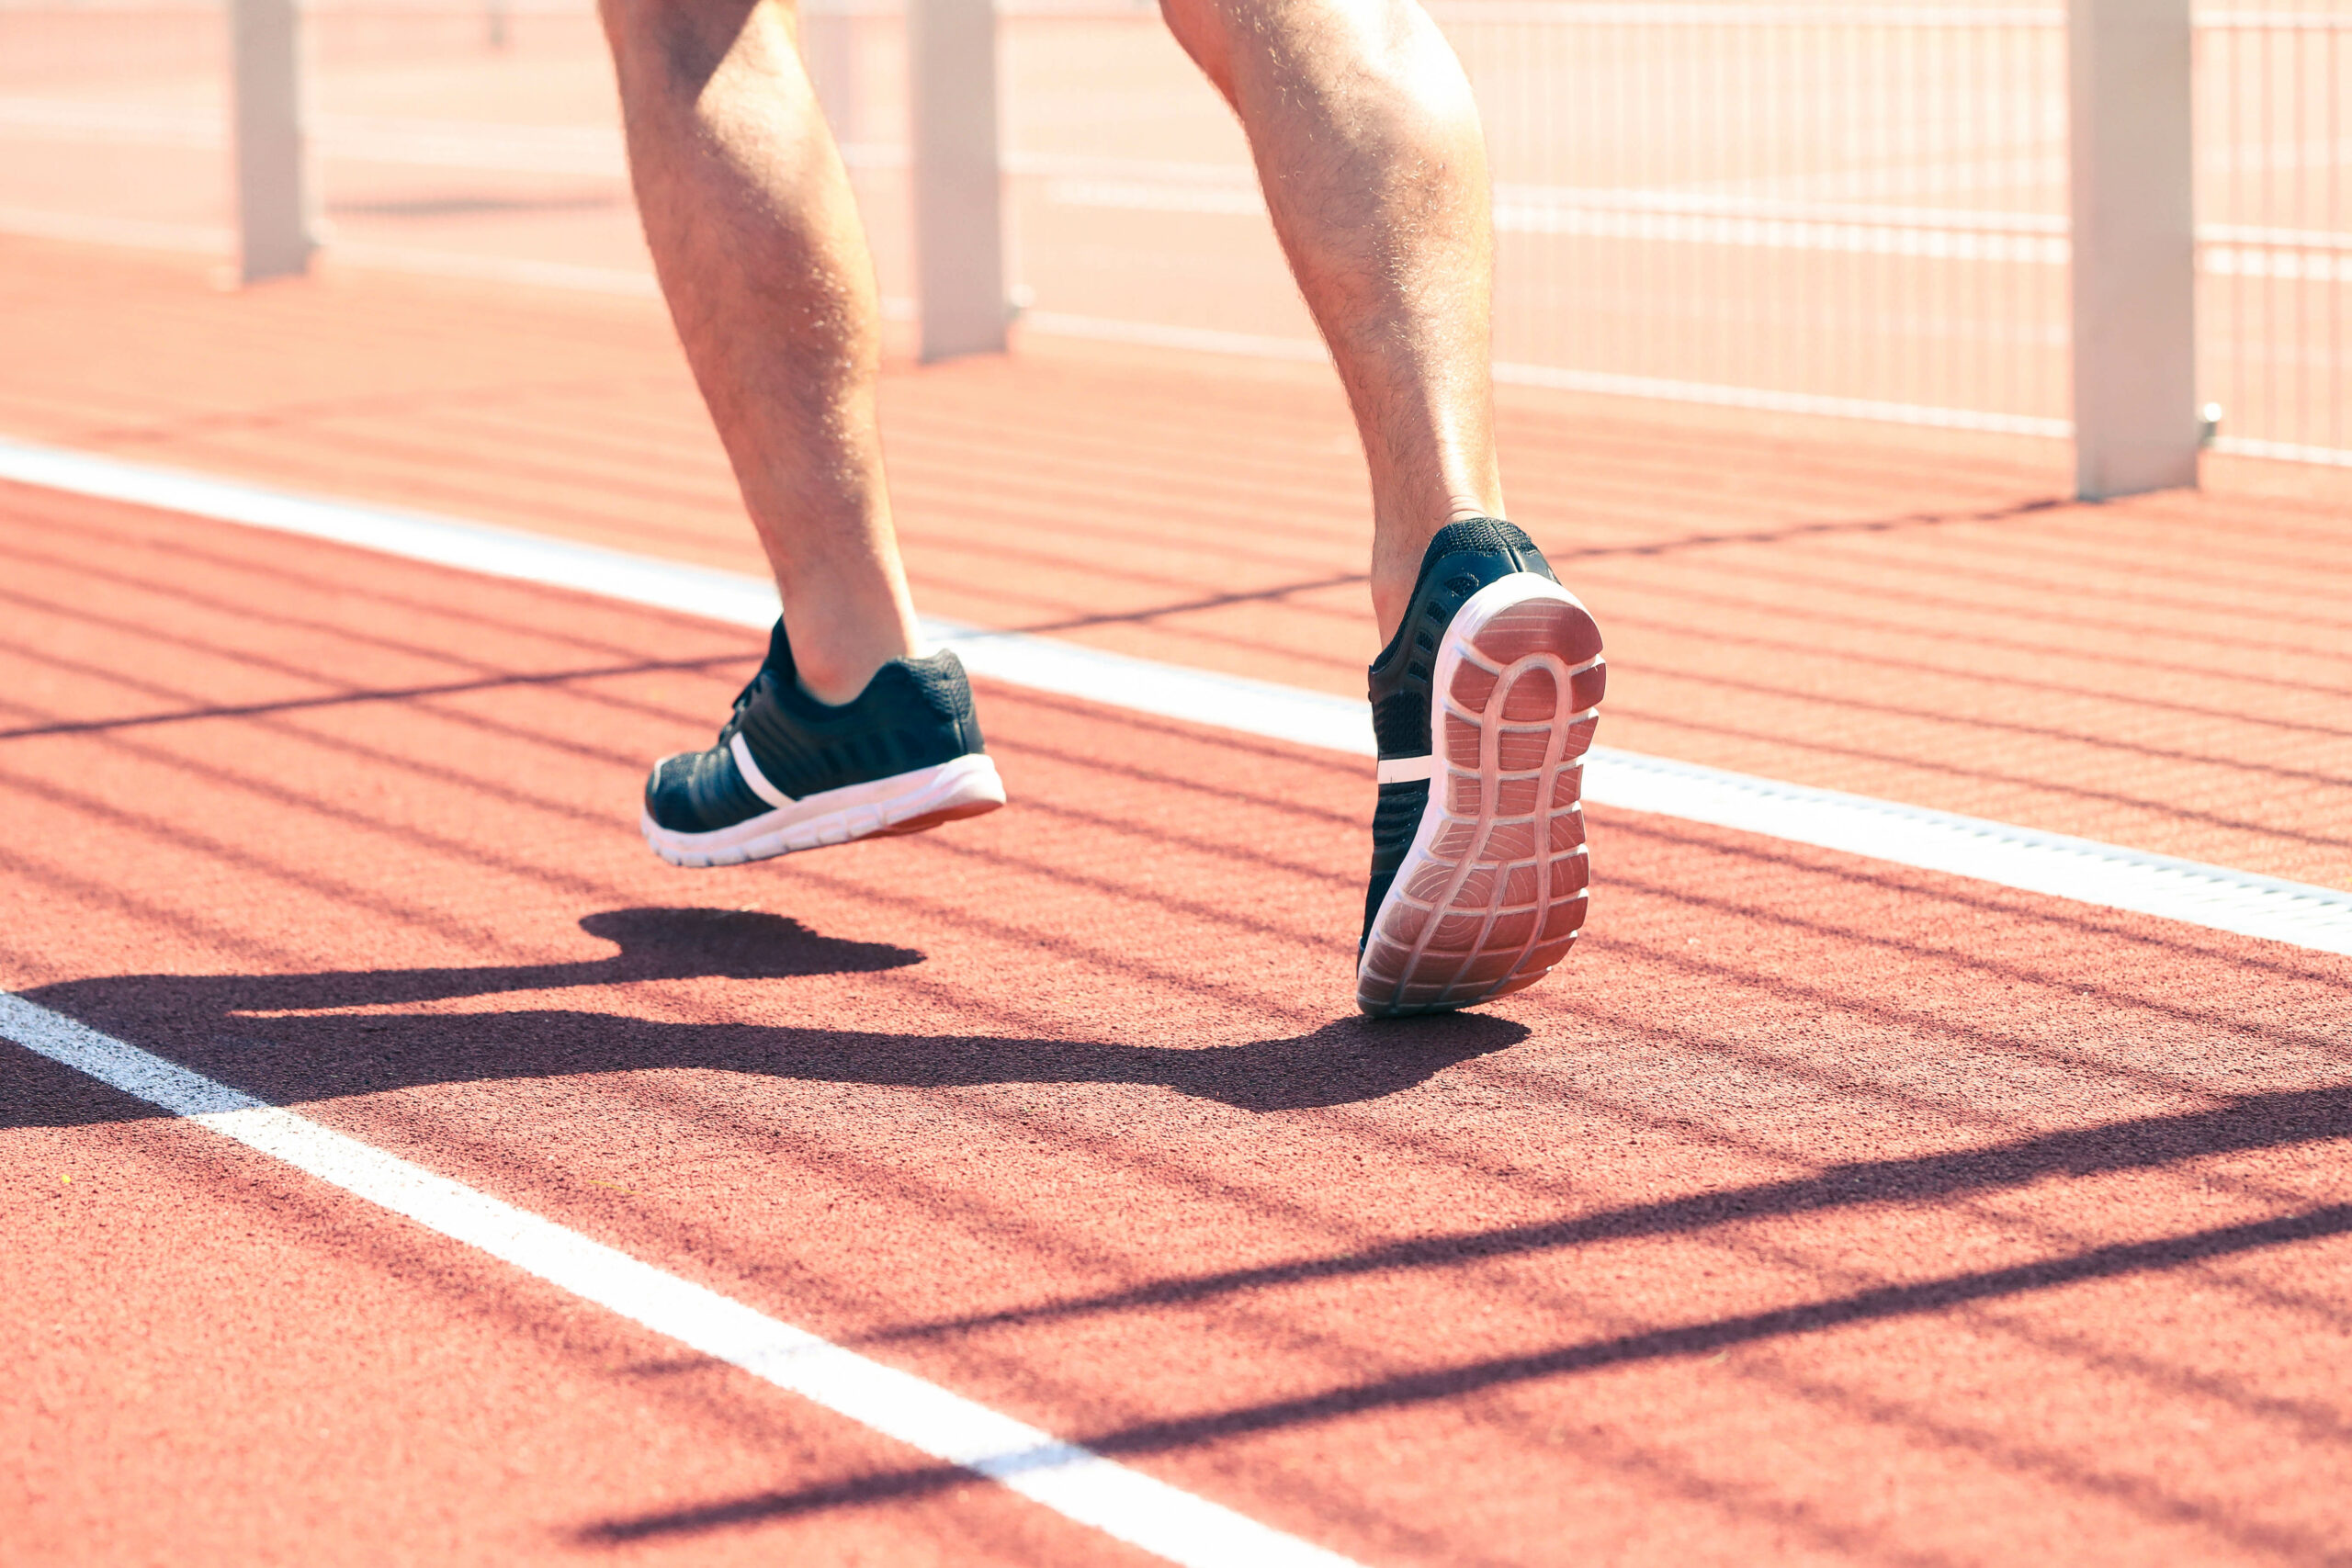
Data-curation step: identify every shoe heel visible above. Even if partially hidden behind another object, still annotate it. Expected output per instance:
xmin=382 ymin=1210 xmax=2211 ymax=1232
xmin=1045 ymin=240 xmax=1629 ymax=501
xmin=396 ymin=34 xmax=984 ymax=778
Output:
xmin=1359 ymin=581 xmax=1603 ymax=1017
xmin=876 ymin=754 xmax=1007 ymax=839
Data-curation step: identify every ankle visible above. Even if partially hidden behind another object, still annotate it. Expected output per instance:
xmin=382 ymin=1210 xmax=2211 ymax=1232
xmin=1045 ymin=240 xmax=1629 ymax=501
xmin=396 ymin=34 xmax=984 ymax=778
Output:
xmin=1371 ymin=508 xmax=1534 ymax=648
xmin=792 ymin=649 xmax=892 ymax=707
xmin=771 ymin=574 xmax=920 ymax=706
xmin=1371 ymin=502 xmax=1501 ymax=644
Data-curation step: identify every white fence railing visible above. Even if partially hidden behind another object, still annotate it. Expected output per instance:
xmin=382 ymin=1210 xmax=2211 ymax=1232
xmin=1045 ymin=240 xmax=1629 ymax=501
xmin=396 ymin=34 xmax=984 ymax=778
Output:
xmin=2198 ymin=7 xmax=2352 ymax=466
xmin=0 ymin=0 xmax=2346 ymax=489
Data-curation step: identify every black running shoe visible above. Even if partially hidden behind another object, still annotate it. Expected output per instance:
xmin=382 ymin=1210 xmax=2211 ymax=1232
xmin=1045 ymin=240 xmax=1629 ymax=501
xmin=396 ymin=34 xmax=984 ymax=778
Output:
xmin=1357 ymin=519 xmax=1604 ymax=1017
xmin=641 ymin=619 xmax=1005 ymax=868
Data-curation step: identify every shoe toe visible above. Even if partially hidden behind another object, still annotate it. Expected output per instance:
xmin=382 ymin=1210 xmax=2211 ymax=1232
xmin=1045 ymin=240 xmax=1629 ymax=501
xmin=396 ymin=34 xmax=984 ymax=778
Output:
xmin=644 ymin=740 xmax=780 ymax=834
xmin=643 ymin=750 xmax=715 ymax=833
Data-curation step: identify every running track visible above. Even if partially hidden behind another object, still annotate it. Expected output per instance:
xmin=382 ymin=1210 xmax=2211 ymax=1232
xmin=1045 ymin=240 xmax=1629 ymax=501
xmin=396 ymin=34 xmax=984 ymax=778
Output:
xmin=5 ymin=236 xmax=2352 ymax=1564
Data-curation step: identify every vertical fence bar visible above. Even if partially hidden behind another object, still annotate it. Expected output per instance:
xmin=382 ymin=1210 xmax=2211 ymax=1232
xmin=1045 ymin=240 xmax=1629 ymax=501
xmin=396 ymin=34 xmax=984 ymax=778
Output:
xmin=909 ymin=0 xmax=1006 ymax=360
xmin=230 ymin=0 xmax=313 ymax=283
xmin=2068 ymin=0 xmax=2198 ymax=497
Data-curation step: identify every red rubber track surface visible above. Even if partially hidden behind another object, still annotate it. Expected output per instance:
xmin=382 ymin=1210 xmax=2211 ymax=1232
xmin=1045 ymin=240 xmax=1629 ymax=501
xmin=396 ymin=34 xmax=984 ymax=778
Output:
xmin=6 ymin=235 xmax=2352 ymax=1563
xmin=4 ymin=237 xmax=2349 ymax=889
xmin=6 ymin=479 xmax=2352 ymax=1566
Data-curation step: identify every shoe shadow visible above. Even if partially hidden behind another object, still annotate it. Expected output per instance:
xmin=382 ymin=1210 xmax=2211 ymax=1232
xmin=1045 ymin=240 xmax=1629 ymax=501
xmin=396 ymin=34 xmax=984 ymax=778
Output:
xmin=9 ymin=908 xmax=1527 ymax=1128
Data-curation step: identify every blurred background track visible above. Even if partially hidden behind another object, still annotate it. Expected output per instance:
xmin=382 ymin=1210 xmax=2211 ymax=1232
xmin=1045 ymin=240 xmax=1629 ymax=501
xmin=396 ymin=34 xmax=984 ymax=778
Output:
xmin=5 ymin=231 xmax=2349 ymax=887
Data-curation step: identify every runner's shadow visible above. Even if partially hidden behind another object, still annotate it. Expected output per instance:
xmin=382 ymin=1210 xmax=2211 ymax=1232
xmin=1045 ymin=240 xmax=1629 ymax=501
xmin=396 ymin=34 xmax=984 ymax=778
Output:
xmin=7 ymin=907 xmax=1524 ymax=1127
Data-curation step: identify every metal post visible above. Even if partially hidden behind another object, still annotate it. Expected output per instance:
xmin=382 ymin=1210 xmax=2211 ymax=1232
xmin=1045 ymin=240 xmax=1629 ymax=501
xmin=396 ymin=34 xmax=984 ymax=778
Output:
xmin=908 ymin=0 xmax=1006 ymax=360
xmin=2068 ymin=0 xmax=2198 ymax=499
xmin=230 ymin=0 xmax=314 ymax=284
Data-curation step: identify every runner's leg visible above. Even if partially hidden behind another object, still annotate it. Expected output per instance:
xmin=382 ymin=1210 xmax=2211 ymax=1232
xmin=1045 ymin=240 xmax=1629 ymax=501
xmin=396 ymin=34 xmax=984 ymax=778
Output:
xmin=606 ymin=0 xmax=1003 ymax=867
xmin=1163 ymin=0 xmax=1603 ymax=1015
xmin=1161 ymin=0 xmax=1503 ymax=644
xmin=600 ymin=0 xmax=915 ymax=705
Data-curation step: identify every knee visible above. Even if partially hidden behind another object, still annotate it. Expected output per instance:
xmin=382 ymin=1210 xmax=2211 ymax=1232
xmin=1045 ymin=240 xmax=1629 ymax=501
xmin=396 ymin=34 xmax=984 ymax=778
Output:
xmin=1160 ymin=0 xmax=1449 ymax=102
xmin=1158 ymin=0 xmax=1239 ymax=98
xmin=600 ymin=0 xmax=781 ymax=82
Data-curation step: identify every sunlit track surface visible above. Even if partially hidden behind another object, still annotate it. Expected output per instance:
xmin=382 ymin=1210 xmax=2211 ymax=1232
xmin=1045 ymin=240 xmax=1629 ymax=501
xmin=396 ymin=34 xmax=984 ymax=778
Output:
xmin=4 ymin=236 xmax=2350 ymax=894
xmin=6 ymin=480 xmax=2352 ymax=1564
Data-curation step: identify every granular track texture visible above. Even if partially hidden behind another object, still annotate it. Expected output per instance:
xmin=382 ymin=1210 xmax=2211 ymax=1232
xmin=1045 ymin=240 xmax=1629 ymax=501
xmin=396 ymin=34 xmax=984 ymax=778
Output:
xmin=5 ymin=233 xmax=2349 ymax=888
xmin=6 ymin=238 xmax=2352 ymax=1568
xmin=6 ymin=480 xmax=2352 ymax=1568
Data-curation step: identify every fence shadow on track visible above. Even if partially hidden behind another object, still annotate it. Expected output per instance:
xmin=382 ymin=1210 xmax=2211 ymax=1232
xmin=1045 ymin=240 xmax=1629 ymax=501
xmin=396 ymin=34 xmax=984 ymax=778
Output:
xmin=0 ymin=653 xmax=754 ymax=741
xmin=858 ymin=1081 xmax=2352 ymax=1352
xmin=572 ymin=1196 xmax=2352 ymax=1555
xmin=6 ymin=905 xmax=1527 ymax=1126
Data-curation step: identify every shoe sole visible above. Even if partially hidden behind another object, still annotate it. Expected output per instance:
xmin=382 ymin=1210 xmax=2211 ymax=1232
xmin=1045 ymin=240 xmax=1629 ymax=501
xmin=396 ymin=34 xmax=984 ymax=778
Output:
xmin=641 ymin=753 xmax=1006 ymax=868
xmin=1357 ymin=574 xmax=1604 ymax=1018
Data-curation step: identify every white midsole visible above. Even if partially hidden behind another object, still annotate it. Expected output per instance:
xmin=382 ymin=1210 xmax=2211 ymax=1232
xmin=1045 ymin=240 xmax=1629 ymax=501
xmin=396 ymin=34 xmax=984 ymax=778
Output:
xmin=642 ymin=752 xmax=1005 ymax=866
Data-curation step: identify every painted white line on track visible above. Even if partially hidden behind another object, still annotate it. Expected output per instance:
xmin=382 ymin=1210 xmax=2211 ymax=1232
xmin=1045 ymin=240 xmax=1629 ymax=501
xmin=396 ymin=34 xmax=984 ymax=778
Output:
xmin=4 ymin=434 xmax=2348 ymax=958
xmin=0 ymin=989 xmax=1363 ymax=1568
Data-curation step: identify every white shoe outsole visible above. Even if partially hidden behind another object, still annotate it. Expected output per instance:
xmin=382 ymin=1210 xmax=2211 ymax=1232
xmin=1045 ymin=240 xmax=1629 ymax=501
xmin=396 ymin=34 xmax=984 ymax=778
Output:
xmin=641 ymin=752 xmax=1006 ymax=868
xmin=1357 ymin=574 xmax=1604 ymax=1017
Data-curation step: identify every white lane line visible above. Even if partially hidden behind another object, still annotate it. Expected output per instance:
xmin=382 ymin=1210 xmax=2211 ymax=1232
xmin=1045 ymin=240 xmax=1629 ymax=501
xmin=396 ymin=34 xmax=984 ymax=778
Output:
xmin=0 ymin=990 xmax=1361 ymax=1568
xmin=4 ymin=434 xmax=2348 ymax=958
xmin=1597 ymin=753 xmax=2352 ymax=954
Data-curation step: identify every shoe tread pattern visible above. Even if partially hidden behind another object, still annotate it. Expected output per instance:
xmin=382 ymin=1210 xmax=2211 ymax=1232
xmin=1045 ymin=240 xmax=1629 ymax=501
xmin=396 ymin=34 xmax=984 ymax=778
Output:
xmin=1359 ymin=573 xmax=1604 ymax=1017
